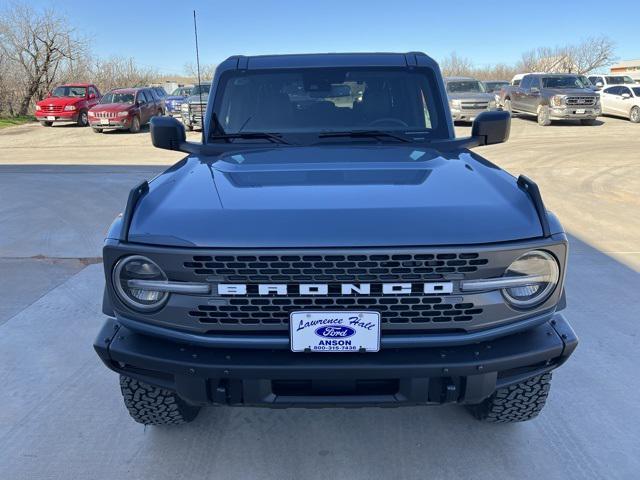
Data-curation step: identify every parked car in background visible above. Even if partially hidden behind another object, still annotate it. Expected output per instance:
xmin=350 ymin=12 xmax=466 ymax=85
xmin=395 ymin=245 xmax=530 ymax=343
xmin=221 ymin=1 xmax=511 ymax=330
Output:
xmin=150 ymin=87 xmax=168 ymax=113
xmin=444 ymin=76 xmax=497 ymax=122
xmin=165 ymin=86 xmax=193 ymax=117
xmin=35 ymin=83 xmax=101 ymax=127
xmin=181 ymin=82 xmax=211 ymax=130
xmin=599 ymin=85 xmax=640 ymax=123
xmin=496 ymin=73 xmax=546 ymax=109
xmin=502 ymin=73 xmax=600 ymax=126
xmin=484 ymin=80 xmax=509 ymax=93
xmin=588 ymin=75 xmax=635 ymax=90
xmin=88 ymin=87 xmax=163 ymax=133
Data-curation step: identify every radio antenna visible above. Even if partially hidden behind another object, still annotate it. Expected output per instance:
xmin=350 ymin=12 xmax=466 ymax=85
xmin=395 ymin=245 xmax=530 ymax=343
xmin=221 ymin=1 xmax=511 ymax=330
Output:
xmin=193 ymin=10 xmax=205 ymax=143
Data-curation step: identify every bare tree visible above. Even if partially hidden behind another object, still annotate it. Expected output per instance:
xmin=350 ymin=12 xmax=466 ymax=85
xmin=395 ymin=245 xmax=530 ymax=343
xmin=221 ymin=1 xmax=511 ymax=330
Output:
xmin=183 ymin=61 xmax=217 ymax=81
xmin=90 ymin=56 xmax=160 ymax=93
xmin=570 ymin=36 xmax=616 ymax=74
xmin=439 ymin=52 xmax=474 ymax=77
xmin=519 ymin=37 xmax=616 ymax=74
xmin=0 ymin=2 xmax=87 ymax=115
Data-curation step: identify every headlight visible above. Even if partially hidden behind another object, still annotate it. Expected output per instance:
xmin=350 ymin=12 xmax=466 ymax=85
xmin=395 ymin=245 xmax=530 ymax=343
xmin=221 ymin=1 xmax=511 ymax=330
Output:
xmin=112 ymin=255 xmax=169 ymax=311
xmin=502 ymin=250 xmax=560 ymax=308
xmin=64 ymin=105 xmax=76 ymax=111
xmin=550 ymin=95 xmax=566 ymax=108
xmin=35 ymin=105 xmax=41 ymax=111
xmin=117 ymin=111 xmax=129 ymax=117
xmin=449 ymin=99 xmax=461 ymax=108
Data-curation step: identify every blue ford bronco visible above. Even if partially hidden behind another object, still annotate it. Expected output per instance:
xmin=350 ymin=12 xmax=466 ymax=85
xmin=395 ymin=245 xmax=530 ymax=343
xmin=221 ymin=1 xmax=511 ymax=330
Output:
xmin=94 ymin=52 xmax=577 ymax=425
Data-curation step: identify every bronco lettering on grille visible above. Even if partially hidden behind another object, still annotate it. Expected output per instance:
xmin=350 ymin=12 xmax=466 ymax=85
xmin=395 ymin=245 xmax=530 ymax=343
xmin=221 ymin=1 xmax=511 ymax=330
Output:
xmin=216 ymin=282 xmax=454 ymax=296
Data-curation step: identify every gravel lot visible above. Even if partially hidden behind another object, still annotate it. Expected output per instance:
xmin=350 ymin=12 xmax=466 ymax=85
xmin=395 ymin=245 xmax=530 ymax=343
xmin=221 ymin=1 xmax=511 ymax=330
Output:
xmin=0 ymin=116 xmax=639 ymax=480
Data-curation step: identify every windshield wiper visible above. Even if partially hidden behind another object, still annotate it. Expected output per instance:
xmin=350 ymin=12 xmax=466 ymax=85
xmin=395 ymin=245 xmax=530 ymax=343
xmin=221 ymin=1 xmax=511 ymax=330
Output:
xmin=318 ymin=130 xmax=413 ymax=143
xmin=210 ymin=132 xmax=290 ymax=145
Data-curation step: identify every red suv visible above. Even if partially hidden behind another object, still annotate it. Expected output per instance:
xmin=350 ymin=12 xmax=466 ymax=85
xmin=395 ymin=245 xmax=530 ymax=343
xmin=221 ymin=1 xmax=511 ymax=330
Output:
xmin=35 ymin=83 xmax=101 ymax=127
xmin=88 ymin=88 xmax=163 ymax=133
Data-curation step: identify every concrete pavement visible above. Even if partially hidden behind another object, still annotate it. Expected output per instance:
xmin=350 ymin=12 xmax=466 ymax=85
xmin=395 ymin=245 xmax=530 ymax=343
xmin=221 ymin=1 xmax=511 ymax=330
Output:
xmin=0 ymin=117 xmax=639 ymax=479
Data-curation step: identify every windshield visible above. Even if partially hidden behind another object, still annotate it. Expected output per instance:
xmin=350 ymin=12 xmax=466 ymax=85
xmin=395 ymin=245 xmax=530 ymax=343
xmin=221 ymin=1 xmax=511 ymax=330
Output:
xmin=578 ymin=76 xmax=593 ymax=87
xmin=212 ymin=67 xmax=445 ymax=139
xmin=542 ymin=76 xmax=588 ymax=89
xmin=191 ymin=84 xmax=211 ymax=96
xmin=51 ymin=86 xmax=86 ymax=98
xmin=446 ymin=81 xmax=486 ymax=93
xmin=605 ymin=76 xmax=634 ymax=85
xmin=172 ymin=87 xmax=192 ymax=96
xmin=100 ymin=92 xmax=135 ymax=104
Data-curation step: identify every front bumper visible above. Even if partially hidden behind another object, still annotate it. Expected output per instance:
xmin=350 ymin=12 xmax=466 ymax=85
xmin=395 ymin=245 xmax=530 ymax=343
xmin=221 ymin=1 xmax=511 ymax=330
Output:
xmin=550 ymin=106 xmax=600 ymax=119
xmin=450 ymin=107 xmax=495 ymax=121
xmin=94 ymin=313 xmax=577 ymax=407
xmin=89 ymin=118 xmax=131 ymax=130
xmin=36 ymin=111 xmax=78 ymax=122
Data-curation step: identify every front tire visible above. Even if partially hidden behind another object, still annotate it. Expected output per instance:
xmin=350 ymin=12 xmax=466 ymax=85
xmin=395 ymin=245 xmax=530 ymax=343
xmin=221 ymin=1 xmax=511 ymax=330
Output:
xmin=537 ymin=105 xmax=551 ymax=126
xmin=630 ymin=106 xmax=640 ymax=123
xmin=77 ymin=110 xmax=89 ymax=127
xmin=503 ymin=99 xmax=512 ymax=115
xmin=129 ymin=115 xmax=140 ymax=133
xmin=120 ymin=376 xmax=200 ymax=425
xmin=468 ymin=373 xmax=552 ymax=423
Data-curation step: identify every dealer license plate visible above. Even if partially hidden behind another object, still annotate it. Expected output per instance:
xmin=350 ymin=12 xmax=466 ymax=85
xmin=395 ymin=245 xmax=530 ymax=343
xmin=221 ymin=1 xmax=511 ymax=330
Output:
xmin=46 ymin=116 xmax=55 ymax=121
xmin=575 ymin=109 xmax=586 ymax=114
xmin=100 ymin=118 xmax=110 ymax=125
xmin=290 ymin=311 xmax=381 ymax=353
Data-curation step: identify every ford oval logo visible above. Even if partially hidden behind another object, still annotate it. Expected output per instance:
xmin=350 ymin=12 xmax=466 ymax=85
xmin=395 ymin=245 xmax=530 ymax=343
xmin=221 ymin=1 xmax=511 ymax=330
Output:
xmin=315 ymin=325 xmax=356 ymax=338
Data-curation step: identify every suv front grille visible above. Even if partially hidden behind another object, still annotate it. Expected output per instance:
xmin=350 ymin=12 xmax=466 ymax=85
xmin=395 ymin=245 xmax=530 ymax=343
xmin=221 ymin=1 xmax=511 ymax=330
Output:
xmin=183 ymin=253 xmax=488 ymax=283
xmin=189 ymin=295 xmax=483 ymax=327
xmin=566 ymin=96 xmax=596 ymax=106
xmin=461 ymin=102 xmax=489 ymax=110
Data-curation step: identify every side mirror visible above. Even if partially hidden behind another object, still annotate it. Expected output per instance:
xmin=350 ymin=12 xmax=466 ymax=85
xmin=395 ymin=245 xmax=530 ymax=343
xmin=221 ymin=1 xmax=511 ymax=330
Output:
xmin=595 ymin=82 xmax=604 ymax=88
xmin=622 ymin=93 xmax=631 ymax=99
xmin=150 ymin=116 xmax=186 ymax=151
xmin=472 ymin=111 xmax=510 ymax=146
xmin=88 ymin=93 xmax=96 ymax=99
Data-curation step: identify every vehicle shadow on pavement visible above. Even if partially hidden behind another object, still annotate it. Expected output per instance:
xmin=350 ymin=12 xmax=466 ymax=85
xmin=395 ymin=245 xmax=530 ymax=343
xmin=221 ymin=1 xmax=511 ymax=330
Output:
xmin=510 ymin=115 xmax=606 ymax=127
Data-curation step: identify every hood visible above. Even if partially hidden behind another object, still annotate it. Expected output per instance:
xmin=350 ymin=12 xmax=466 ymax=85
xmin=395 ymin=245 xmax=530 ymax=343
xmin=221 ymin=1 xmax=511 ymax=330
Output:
xmin=544 ymin=88 xmax=597 ymax=96
xmin=127 ymin=146 xmax=545 ymax=248
xmin=186 ymin=93 xmax=209 ymax=104
xmin=447 ymin=92 xmax=495 ymax=102
xmin=90 ymin=103 xmax=133 ymax=112
xmin=165 ymin=95 xmax=186 ymax=101
xmin=38 ymin=96 xmax=82 ymax=107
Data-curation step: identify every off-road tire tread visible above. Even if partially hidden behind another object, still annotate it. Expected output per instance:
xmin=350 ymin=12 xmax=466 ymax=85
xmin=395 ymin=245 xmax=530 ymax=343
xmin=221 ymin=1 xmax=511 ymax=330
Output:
xmin=119 ymin=375 xmax=200 ymax=425
xmin=469 ymin=373 xmax=552 ymax=423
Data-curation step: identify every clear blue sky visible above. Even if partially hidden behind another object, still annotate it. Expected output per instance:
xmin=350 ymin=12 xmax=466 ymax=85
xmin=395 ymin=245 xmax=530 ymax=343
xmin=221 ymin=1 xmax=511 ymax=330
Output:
xmin=31 ymin=0 xmax=637 ymax=75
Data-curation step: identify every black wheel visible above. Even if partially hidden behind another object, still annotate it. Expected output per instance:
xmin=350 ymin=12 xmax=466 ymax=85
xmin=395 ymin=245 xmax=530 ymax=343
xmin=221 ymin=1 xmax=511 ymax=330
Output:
xmin=129 ymin=115 xmax=140 ymax=133
xmin=92 ymin=127 xmax=103 ymax=133
xmin=119 ymin=375 xmax=200 ymax=425
xmin=40 ymin=121 xmax=53 ymax=127
xmin=537 ymin=105 xmax=551 ymax=126
xmin=468 ymin=373 xmax=552 ymax=423
xmin=580 ymin=118 xmax=596 ymax=126
xmin=630 ymin=106 xmax=640 ymax=123
xmin=77 ymin=110 xmax=89 ymax=127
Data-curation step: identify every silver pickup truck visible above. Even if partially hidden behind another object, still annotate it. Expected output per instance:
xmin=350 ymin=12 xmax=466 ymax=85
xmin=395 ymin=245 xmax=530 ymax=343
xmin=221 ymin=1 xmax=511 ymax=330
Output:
xmin=445 ymin=76 xmax=497 ymax=122
xmin=502 ymin=73 xmax=600 ymax=126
